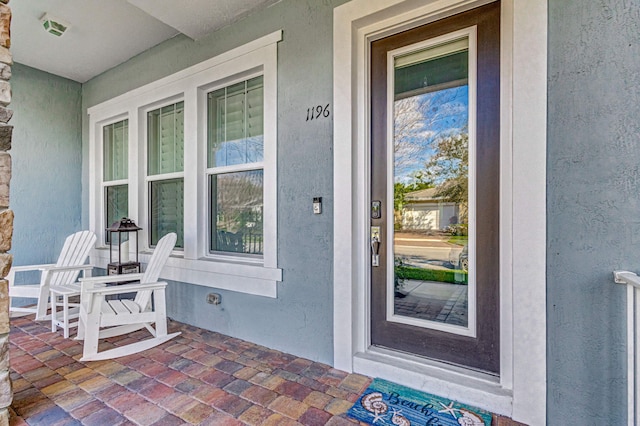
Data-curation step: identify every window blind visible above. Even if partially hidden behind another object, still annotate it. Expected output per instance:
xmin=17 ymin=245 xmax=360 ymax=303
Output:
xmin=150 ymin=178 xmax=184 ymax=248
xmin=148 ymin=102 xmax=185 ymax=247
xmin=103 ymin=120 xmax=128 ymax=181
xmin=148 ymin=102 xmax=184 ymax=175
xmin=208 ymin=76 xmax=264 ymax=168
xmin=105 ymin=184 xmax=128 ymax=243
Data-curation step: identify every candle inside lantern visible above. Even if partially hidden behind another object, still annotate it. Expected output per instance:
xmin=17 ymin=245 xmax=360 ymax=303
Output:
xmin=120 ymin=240 xmax=129 ymax=263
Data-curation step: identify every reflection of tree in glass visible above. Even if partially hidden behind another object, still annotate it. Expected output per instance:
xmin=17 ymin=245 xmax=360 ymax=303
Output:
xmin=219 ymin=135 xmax=264 ymax=165
xmin=217 ymin=171 xmax=263 ymax=237
xmin=393 ymin=86 xmax=468 ymax=182
xmin=393 ymin=86 xmax=469 ymax=226
xmin=425 ymin=131 xmax=468 ymax=222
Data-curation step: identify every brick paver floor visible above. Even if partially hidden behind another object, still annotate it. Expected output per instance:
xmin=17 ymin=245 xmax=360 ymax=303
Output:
xmin=8 ymin=316 xmax=523 ymax=425
xmin=9 ymin=316 xmax=370 ymax=425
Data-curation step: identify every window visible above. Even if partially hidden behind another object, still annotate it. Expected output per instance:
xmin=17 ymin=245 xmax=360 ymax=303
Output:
xmin=103 ymin=119 xmax=128 ymax=244
xmin=88 ymin=31 xmax=282 ymax=297
xmin=147 ymin=102 xmax=185 ymax=248
xmin=207 ymin=77 xmax=264 ymax=256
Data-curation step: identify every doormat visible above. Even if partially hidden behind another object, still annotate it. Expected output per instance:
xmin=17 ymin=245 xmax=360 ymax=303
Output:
xmin=347 ymin=378 xmax=492 ymax=426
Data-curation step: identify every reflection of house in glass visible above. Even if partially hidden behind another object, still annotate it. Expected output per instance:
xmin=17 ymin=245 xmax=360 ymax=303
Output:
xmin=400 ymin=187 xmax=459 ymax=231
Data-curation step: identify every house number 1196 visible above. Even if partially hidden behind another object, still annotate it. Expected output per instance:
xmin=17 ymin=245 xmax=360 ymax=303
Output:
xmin=306 ymin=104 xmax=330 ymax=121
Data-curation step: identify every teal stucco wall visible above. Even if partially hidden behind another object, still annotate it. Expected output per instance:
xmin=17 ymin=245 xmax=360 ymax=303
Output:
xmin=11 ymin=63 xmax=83 ymax=266
xmin=81 ymin=0 xmax=348 ymax=364
xmin=547 ymin=1 xmax=639 ymax=423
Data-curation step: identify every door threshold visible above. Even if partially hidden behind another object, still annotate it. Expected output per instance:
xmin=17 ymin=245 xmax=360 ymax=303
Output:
xmin=353 ymin=347 xmax=513 ymax=417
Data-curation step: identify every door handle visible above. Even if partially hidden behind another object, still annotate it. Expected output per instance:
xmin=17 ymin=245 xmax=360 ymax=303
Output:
xmin=371 ymin=226 xmax=381 ymax=267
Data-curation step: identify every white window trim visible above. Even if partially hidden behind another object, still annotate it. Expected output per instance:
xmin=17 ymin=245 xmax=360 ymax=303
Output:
xmin=89 ymin=31 xmax=282 ymax=298
xmin=333 ymin=1 xmax=546 ymax=424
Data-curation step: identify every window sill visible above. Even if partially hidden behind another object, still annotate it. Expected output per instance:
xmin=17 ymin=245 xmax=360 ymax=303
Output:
xmin=91 ymin=247 xmax=281 ymax=298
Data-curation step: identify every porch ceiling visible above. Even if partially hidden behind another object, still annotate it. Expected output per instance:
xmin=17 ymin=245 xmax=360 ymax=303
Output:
xmin=10 ymin=0 xmax=279 ymax=83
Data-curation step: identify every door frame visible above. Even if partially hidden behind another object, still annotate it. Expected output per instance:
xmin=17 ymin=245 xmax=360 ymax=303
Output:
xmin=333 ymin=0 xmax=546 ymax=424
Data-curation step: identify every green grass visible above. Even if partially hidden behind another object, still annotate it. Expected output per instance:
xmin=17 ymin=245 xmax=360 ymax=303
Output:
xmin=395 ymin=266 xmax=468 ymax=285
xmin=446 ymin=236 xmax=468 ymax=246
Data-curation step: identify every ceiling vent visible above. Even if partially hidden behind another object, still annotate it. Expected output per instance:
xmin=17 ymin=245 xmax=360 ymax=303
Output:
xmin=40 ymin=14 xmax=70 ymax=37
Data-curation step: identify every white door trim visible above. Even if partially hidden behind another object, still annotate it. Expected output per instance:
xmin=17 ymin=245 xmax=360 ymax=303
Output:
xmin=332 ymin=0 xmax=547 ymax=424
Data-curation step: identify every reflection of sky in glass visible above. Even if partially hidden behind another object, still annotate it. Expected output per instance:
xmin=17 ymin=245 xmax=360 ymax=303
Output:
xmin=394 ymin=86 xmax=468 ymax=183
xmin=213 ymin=136 xmax=264 ymax=167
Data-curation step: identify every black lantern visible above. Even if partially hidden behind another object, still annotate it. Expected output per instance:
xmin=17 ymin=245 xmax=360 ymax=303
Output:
xmin=107 ymin=217 xmax=141 ymax=276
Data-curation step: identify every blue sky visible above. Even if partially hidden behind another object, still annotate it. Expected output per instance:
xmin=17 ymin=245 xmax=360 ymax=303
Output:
xmin=393 ymin=85 xmax=468 ymax=184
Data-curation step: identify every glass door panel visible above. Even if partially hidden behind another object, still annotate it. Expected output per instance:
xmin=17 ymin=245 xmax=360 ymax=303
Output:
xmin=390 ymin=35 xmax=474 ymax=335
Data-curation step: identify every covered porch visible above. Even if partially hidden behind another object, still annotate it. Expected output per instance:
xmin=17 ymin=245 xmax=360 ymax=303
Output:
xmin=9 ymin=0 xmax=640 ymax=423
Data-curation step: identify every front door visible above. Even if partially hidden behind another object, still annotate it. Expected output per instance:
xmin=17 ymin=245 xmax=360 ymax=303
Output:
xmin=370 ymin=2 xmax=500 ymax=374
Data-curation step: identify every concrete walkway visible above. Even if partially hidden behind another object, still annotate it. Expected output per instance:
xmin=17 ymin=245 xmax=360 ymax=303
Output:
xmin=395 ymin=279 xmax=468 ymax=326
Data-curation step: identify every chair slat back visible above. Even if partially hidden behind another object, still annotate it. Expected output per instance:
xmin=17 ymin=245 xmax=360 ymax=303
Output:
xmin=51 ymin=231 xmax=97 ymax=286
xmin=134 ymin=233 xmax=176 ymax=310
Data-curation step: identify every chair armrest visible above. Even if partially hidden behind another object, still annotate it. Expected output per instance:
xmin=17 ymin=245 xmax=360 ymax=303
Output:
xmin=10 ymin=264 xmax=55 ymax=272
xmin=39 ymin=265 xmax=95 ymax=286
xmin=84 ymin=281 xmax=168 ymax=297
xmin=7 ymin=264 xmax=55 ymax=286
xmin=43 ymin=265 xmax=94 ymax=273
xmin=80 ymin=273 xmax=144 ymax=285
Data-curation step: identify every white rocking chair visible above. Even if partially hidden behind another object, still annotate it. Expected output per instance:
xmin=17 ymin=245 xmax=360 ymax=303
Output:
xmin=77 ymin=232 xmax=180 ymax=361
xmin=8 ymin=230 xmax=96 ymax=321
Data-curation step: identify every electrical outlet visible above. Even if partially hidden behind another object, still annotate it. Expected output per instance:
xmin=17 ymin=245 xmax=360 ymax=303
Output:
xmin=207 ymin=293 xmax=221 ymax=305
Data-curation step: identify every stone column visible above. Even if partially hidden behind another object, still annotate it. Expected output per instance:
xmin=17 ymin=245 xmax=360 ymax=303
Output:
xmin=0 ymin=0 xmax=12 ymax=424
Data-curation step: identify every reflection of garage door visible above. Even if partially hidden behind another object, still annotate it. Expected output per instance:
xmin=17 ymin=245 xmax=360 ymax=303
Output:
xmin=402 ymin=206 xmax=439 ymax=230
